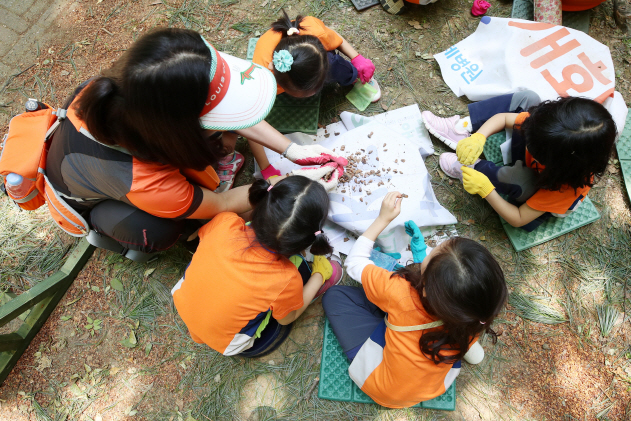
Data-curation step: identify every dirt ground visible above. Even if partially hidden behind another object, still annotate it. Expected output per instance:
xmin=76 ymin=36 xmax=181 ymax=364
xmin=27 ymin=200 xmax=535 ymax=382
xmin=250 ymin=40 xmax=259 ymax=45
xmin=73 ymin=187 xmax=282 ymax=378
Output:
xmin=1 ymin=0 xmax=631 ymax=420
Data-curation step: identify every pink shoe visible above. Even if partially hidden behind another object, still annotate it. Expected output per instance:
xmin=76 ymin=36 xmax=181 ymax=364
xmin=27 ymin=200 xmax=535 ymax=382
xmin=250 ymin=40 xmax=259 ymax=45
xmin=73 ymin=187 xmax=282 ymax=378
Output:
xmin=216 ymin=151 xmax=244 ymax=191
xmin=439 ymin=152 xmax=479 ymax=180
xmin=422 ymin=111 xmax=472 ymax=150
xmin=312 ymin=257 xmax=344 ymax=302
xmin=368 ymin=78 xmax=381 ymax=103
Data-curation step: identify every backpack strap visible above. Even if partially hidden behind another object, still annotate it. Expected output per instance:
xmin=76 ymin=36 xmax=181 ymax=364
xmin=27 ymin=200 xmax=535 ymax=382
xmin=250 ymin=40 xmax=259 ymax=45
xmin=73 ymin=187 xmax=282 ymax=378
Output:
xmin=384 ymin=315 xmax=443 ymax=332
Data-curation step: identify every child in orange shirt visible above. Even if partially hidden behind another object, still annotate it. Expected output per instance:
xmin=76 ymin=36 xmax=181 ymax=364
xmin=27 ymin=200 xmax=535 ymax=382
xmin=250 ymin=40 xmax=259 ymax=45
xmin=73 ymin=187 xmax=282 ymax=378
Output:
xmin=172 ymin=176 xmax=343 ymax=357
xmin=322 ymin=192 xmax=507 ymax=408
xmin=252 ymin=10 xmax=380 ymax=180
xmin=425 ymin=92 xmax=617 ymax=231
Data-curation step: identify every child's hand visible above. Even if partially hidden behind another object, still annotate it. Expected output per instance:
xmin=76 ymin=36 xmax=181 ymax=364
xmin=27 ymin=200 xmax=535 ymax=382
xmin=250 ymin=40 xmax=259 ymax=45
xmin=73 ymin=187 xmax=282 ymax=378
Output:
xmin=456 ymin=133 xmax=486 ymax=165
xmin=462 ymin=167 xmax=495 ymax=198
xmin=312 ymin=255 xmax=332 ymax=282
xmin=378 ymin=191 xmax=403 ymax=223
xmin=291 ymin=162 xmax=342 ymax=192
xmin=351 ymin=55 xmax=375 ymax=83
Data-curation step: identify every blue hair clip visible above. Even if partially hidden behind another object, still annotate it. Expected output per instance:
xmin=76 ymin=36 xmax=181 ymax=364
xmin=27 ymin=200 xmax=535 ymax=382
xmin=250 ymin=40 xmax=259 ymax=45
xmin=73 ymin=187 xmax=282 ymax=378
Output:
xmin=272 ymin=50 xmax=293 ymax=73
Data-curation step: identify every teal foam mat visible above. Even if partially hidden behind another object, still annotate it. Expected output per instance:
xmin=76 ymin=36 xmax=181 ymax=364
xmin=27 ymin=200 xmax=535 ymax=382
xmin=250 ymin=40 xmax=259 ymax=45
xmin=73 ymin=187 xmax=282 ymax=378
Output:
xmin=501 ymin=196 xmax=600 ymax=251
xmin=617 ymin=109 xmax=631 ymax=204
xmin=483 ymin=131 xmax=506 ymax=166
xmin=511 ymin=0 xmax=590 ymax=34
xmin=318 ymin=318 xmax=456 ymax=410
xmin=246 ymin=37 xmax=258 ymax=61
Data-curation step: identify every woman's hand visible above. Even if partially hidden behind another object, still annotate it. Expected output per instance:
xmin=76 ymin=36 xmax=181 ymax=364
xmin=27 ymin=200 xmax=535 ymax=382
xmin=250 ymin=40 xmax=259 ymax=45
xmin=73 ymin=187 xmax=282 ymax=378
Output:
xmin=291 ymin=162 xmax=341 ymax=192
xmin=284 ymin=143 xmax=348 ymax=167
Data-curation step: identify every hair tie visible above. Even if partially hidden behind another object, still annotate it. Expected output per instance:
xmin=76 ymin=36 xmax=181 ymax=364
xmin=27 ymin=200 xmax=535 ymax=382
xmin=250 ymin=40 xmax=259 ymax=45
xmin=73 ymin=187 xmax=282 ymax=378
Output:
xmin=287 ymin=28 xmax=300 ymax=36
xmin=314 ymin=230 xmax=322 ymax=236
xmin=267 ymin=184 xmax=273 ymax=192
xmin=272 ymin=50 xmax=293 ymax=73
xmin=480 ymin=321 xmax=486 ymax=325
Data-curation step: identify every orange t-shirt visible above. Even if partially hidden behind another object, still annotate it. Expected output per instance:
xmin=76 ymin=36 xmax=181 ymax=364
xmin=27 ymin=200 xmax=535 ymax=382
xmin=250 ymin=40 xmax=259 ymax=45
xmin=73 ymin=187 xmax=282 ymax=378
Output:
xmin=172 ymin=212 xmax=304 ymax=355
xmin=514 ymin=112 xmax=590 ymax=214
xmin=252 ymin=16 xmax=343 ymax=95
xmin=357 ymin=264 xmax=462 ymax=408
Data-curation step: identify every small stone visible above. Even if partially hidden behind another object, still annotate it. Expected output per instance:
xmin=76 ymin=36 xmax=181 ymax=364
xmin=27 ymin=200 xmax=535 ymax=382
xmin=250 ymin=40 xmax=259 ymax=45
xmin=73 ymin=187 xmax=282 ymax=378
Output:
xmin=542 ymin=343 xmax=550 ymax=350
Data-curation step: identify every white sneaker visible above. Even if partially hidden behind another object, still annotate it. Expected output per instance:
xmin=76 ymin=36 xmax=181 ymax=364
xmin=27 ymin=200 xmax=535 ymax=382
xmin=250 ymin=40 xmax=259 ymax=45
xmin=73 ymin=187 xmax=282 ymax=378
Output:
xmin=464 ymin=341 xmax=484 ymax=365
xmin=368 ymin=78 xmax=381 ymax=103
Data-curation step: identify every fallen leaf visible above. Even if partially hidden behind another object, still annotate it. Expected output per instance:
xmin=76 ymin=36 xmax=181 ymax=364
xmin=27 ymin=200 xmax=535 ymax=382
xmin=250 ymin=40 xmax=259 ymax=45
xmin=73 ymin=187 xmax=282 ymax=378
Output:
xmin=91 ymin=286 xmax=100 ymax=292
xmin=120 ymin=331 xmax=138 ymax=348
xmin=145 ymin=342 xmax=153 ymax=357
xmin=60 ymin=70 xmax=69 ymax=76
xmin=109 ymin=367 xmax=121 ymax=376
xmin=110 ymin=278 xmax=124 ymax=291
xmin=381 ymin=102 xmax=388 ymax=111
xmin=480 ymin=236 xmax=486 ymax=241
xmin=260 ymin=0 xmax=268 ymax=6
xmin=37 ymin=355 xmax=52 ymax=371
xmin=407 ymin=20 xmax=420 ymax=27
xmin=144 ymin=268 xmax=155 ymax=278
xmin=214 ymin=374 xmax=221 ymax=382
xmin=421 ymin=53 xmax=434 ymax=61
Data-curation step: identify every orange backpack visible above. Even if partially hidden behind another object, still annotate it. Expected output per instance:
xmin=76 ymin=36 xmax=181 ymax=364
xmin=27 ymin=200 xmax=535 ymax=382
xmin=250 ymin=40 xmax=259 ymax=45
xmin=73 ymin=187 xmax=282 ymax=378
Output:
xmin=0 ymin=101 xmax=90 ymax=237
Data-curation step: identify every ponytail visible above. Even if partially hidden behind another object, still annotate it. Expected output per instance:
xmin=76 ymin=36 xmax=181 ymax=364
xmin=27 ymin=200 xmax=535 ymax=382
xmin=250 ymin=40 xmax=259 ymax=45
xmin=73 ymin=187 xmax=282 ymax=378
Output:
xmin=248 ymin=178 xmax=272 ymax=208
xmin=271 ymin=9 xmax=305 ymax=37
xmin=74 ymin=77 xmax=124 ymax=147
xmin=310 ymin=231 xmax=333 ymax=256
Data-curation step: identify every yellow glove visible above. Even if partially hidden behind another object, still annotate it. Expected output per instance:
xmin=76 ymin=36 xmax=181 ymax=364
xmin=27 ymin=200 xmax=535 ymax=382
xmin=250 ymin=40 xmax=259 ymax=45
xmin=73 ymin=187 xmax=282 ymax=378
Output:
xmin=462 ymin=167 xmax=495 ymax=198
xmin=312 ymin=255 xmax=332 ymax=283
xmin=456 ymin=132 xmax=486 ymax=165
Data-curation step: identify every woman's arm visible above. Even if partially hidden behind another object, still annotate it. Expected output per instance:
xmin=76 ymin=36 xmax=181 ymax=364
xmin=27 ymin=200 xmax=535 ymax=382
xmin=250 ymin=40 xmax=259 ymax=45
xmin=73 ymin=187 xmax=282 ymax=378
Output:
xmin=484 ymin=191 xmax=545 ymax=227
xmin=235 ymin=120 xmax=291 ymax=154
xmin=277 ymin=273 xmax=323 ymax=325
xmin=186 ymin=185 xmax=251 ymax=220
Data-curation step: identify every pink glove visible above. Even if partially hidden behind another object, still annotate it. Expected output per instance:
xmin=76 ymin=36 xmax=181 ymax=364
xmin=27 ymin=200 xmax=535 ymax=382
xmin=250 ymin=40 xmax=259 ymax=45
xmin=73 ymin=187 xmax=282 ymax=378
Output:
xmin=261 ymin=164 xmax=282 ymax=180
xmin=284 ymin=143 xmax=348 ymax=167
xmin=291 ymin=162 xmax=342 ymax=192
xmin=350 ymin=55 xmax=375 ymax=84
xmin=471 ymin=0 xmax=491 ymax=16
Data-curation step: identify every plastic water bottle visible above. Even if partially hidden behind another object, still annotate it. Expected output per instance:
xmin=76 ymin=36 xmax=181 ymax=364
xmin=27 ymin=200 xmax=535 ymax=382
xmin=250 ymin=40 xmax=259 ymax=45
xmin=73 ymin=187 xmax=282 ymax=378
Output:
xmin=5 ymin=173 xmax=34 ymax=200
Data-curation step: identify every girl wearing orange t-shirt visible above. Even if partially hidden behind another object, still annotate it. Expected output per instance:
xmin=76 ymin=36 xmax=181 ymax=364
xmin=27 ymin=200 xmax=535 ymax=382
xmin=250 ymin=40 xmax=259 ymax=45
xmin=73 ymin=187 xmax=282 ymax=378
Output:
xmin=252 ymin=10 xmax=380 ymax=180
xmin=322 ymin=192 xmax=507 ymax=408
xmin=425 ymin=92 xmax=617 ymax=231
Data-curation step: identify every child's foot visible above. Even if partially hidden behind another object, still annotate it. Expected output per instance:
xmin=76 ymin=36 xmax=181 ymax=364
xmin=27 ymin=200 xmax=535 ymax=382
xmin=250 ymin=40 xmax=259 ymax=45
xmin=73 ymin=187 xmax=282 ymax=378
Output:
xmin=368 ymin=78 xmax=381 ymax=103
xmin=216 ymin=151 xmax=244 ymax=192
xmin=312 ymin=257 xmax=344 ymax=302
xmin=464 ymin=341 xmax=484 ymax=364
xmin=439 ymin=152 xmax=479 ymax=180
xmin=380 ymin=0 xmax=407 ymax=14
xmin=422 ymin=111 xmax=472 ymax=150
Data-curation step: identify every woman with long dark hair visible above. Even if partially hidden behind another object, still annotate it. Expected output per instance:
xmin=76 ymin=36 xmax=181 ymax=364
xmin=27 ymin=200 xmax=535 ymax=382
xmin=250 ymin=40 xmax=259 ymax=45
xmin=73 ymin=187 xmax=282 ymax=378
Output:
xmin=45 ymin=28 xmax=344 ymax=259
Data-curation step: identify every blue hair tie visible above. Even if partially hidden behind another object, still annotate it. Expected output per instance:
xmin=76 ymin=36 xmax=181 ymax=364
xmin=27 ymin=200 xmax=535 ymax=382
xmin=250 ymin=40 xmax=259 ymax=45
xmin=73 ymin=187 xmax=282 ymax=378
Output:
xmin=272 ymin=50 xmax=293 ymax=73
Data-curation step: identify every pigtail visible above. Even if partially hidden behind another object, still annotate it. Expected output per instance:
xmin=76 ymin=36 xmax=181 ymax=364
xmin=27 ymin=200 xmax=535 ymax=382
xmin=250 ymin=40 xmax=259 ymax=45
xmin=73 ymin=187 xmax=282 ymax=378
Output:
xmin=271 ymin=9 xmax=305 ymax=37
xmin=310 ymin=231 xmax=333 ymax=256
xmin=248 ymin=179 xmax=272 ymax=208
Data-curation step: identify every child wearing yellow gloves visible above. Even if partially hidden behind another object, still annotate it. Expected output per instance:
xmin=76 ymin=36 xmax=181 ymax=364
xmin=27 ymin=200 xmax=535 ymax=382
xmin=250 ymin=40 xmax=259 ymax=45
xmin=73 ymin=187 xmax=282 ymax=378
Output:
xmin=423 ymin=91 xmax=616 ymax=231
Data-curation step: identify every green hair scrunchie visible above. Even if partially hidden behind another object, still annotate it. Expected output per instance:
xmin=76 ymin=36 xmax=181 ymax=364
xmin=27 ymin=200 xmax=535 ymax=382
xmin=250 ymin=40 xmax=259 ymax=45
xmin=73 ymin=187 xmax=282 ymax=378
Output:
xmin=272 ymin=50 xmax=293 ymax=73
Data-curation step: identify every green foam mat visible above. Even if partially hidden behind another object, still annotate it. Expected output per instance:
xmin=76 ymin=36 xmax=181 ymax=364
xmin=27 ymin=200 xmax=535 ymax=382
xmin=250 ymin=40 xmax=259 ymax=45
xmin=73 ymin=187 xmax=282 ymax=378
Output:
xmin=318 ymin=318 xmax=456 ymax=410
xmin=615 ymin=110 xmax=631 ymax=160
xmin=511 ymin=0 xmax=590 ymax=34
xmin=500 ymin=196 xmax=600 ymax=251
xmin=617 ymin=109 xmax=631 ymax=204
xmin=246 ymin=37 xmax=258 ymax=61
xmin=483 ymin=131 xmax=506 ymax=166
xmin=266 ymin=93 xmax=321 ymax=134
